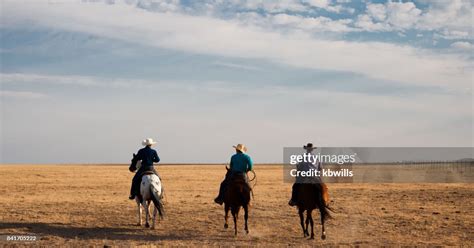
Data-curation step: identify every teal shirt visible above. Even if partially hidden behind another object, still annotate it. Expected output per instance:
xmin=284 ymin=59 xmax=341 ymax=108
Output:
xmin=230 ymin=152 xmax=253 ymax=173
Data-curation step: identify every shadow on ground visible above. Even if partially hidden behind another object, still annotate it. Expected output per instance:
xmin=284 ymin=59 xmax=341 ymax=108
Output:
xmin=0 ymin=222 xmax=200 ymax=241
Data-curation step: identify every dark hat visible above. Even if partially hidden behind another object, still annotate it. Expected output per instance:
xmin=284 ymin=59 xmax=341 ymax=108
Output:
xmin=303 ymin=143 xmax=314 ymax=149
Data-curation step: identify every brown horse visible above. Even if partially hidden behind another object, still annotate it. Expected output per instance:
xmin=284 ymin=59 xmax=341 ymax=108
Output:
xmin=223 ymin=170 xmax=252 ymax=235
xmin=296 ymin=183 xmax=332 ymax=240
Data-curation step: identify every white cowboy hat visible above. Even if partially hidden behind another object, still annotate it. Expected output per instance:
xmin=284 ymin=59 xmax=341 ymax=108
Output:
xmin=142 ymin=138 xmax=157 ymax=146
xmin=233 ymin=144 xmax=247 ymax=153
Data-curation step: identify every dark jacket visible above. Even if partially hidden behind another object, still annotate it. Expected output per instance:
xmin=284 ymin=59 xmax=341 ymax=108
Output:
xmin=129 ymin=146 xmax=160 ymax=173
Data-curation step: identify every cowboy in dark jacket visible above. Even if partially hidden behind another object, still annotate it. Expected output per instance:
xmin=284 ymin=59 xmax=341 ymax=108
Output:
xmin=288 ymin=143 xmax=329 ymax=207
xmin=129 ymin=138 xmax=160 ymax=200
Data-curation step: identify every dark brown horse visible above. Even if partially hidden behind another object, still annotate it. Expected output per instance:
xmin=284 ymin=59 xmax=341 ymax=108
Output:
xmin=296 ymin=183 xmax=332 ymax=240
xmin=223 ymin=169 xmax=252 ymax=235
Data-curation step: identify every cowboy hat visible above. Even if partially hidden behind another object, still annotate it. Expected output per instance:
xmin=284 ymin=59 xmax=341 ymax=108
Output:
xmin=142 ymin=138 xmax=157 ymax=146
xmin=303 ymin=143 xmax=315 ymax=149
xmin=233 ymin=144 xmax=247 ymax=153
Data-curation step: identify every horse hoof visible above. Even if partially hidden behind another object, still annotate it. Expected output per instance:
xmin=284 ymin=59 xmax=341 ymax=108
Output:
xmin=309 ymin=236 xmax=315 ymax=240
xmin=224 ymin=224 xmax=228 ymax=229
xmin=151 ymin=226 xmax=155 ymax=230
xmin=321 ymin=234 xmax=326 ymax=240
xmin=145 ymin=223 xmax=150 ymax=228
xmin=246 ymin=230 xmax=249 ymax=234
xmin=136 ymin=223 xmax=141 ymax=226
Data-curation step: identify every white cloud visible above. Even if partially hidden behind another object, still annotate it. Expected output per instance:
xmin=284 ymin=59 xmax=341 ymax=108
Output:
xmin=450 ymin=41 xmax=473 ymax=50
xmin=2 ymin=73 xmax=471 ymax=118
xmin=358 ymin=0 xmax=472 ymax=39
xmin=135 ymin=0 xmax=181 ymax=12
xmin=272 ymin=13 xmax=355 ymax=32
xmin=303 ymin=0 xmax=351 ymax=13
xmin=304 ymin=0 xmax=331 ymax=9
xmin=1 ymin=1 xmax=472 ymax=91
xmin=1 ymin=73 xmax=100 ymax=86
xmin=385 ymin=1 xmax=421 ymax=30
xmin=418 ymin=0 xmax=471 ymax=32
xmin=367 ymin=3 xmax=386 ymax=22
xmin=435 ymin=30 xmax=470 ymax=40
xmin=1 ymin=72 xmax=472 ymax=162
xmin=0 ymin=73 xmax=172 ymax=89
xmin=361 ymin=2 xmax=421 ymax=31
xmin=355 ymin=14 xmax=390 ymax=32
xmin=0 ymin=90 xmax=47 ymax=99
xmin=240 ymin=0 xmax=307 ymax=13
xmin=212 ymin=61 xmax=263 ymax=71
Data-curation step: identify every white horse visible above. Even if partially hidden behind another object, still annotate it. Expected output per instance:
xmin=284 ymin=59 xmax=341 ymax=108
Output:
xmin=134 ymin=160 xmax=165 ymax=229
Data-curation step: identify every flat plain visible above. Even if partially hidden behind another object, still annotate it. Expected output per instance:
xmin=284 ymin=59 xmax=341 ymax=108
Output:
xmin=0 ymin=164 xmax=472 ymax=247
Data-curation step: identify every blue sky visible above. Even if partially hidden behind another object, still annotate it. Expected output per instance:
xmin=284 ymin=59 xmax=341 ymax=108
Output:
xmin=0 ymin=0 xmax=472 ymax=163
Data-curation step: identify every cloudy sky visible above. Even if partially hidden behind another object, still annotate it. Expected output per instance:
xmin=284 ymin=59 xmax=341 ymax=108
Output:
xmin=0 ymin=0 xmax=472 ymax=163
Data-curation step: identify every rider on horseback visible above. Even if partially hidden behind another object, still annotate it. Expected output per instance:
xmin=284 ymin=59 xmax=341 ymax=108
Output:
xmin=129 ymin=138 xmax=161 ymax=200
xmin=288 ymin=143 xmax=329 ymax=207
xmin=214 ymin=144 xmax=253 ymax=205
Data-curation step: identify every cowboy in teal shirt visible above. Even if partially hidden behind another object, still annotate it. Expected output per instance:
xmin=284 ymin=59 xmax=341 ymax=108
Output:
xmin=229 ymin=152 xmax=253 ymax=173
xmin=214 ymin=144 xmax=253 ymax=205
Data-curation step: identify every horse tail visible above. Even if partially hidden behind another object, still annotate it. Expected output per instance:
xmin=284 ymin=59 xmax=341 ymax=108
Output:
xmin=150 ymin=181 xmax=165 ymax=219
xmin=317 ymin=184 xmax=333 ymax=221
xmin=320 ymin=204 xmax=333 ymax=221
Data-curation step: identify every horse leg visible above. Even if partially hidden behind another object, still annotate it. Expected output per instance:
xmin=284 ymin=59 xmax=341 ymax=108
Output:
xmin=136 ymin=198 xmax=142 ymax=226
xmin=243 ymin=204 xmax=249 ymax=234
xmin=298 ymin=208 xmax=307 ymax=237
xmin=143 ymin=200 xmax=150 ymax=228
xmin=308 ymin=210 xmax=314 ymax=240
xmin=305 ymin=212 xmax=310 ymax=237
xmin=224 ymin=204 xmax=230 ymax=229
xmin=320 ymin=207 xmax=326 ymax=240
xmin=151 ymin=206 xmax=157 ymax=230
xmin=232 ymin=207 xmax=240 ymax=235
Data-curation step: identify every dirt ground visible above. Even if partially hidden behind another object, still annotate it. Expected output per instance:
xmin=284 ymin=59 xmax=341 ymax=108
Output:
xmin=0 ymin=165 xmax=472 ymax=247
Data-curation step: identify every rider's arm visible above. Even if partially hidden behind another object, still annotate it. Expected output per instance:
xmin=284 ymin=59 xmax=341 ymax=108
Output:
xmin=247 ymin=155 xmax=253 ymax=172
xmin=153 ymin=150 xmax=160 ymax=163
xmin=229 ymin=156 xmax=234 ymax=170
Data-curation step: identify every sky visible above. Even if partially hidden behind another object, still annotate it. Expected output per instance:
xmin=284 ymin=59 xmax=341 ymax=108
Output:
xmin=0 ymin=0 xmax=472 ymax=163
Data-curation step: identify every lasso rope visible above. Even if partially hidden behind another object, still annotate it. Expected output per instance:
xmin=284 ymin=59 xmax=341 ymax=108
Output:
xmin=248 ymin=170 xmax=257 ymax=200
xmin=248 ymin=170 xmax=257 ymax=188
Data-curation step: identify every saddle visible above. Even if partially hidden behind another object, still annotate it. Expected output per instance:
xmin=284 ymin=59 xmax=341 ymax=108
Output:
xmin=229 ymin=173 xmax=251 ymax=190
xmin=141 ymin=170 xmax=156 ymax=176
xmin=230 ymin=172 xmax=246 ymax=181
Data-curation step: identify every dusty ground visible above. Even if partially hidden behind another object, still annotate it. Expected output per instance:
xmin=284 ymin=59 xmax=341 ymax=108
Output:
xmin=0 ymin=164 xmax=472 ymax=247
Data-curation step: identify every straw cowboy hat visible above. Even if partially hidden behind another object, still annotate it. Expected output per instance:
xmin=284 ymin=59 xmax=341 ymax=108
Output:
xmin=142 ymin=138 xmax=157 ymax=146
xmin=233 ymin=144 xmax=247 ymax=153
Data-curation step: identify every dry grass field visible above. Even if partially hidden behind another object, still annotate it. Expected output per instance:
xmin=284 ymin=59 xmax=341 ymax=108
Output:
xmin=0 ymin=164 xmax=473 ymax=247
